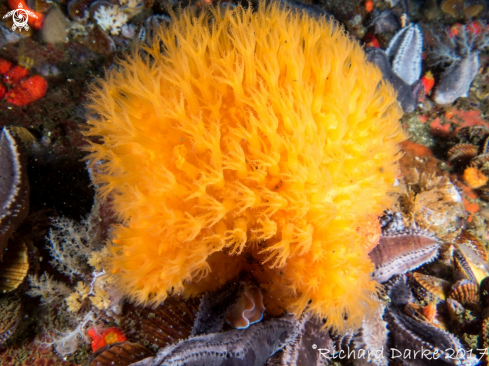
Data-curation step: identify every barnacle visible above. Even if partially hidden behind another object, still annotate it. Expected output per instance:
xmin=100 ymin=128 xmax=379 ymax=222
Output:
xmin=84 ymin=2 xmax=405 ymax=331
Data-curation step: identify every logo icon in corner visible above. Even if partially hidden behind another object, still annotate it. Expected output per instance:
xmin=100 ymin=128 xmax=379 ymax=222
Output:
xmin=3 ymin=3 xmax=38 ymax=32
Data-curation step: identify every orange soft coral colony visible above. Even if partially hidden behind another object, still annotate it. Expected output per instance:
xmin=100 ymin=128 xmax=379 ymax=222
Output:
xmin=84 ymin=2 xmax=406 ymax=332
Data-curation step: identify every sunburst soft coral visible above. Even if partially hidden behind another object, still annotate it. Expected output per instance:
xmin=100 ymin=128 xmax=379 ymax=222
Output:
xmin=84 ymin=1 xmax=405 ymax=331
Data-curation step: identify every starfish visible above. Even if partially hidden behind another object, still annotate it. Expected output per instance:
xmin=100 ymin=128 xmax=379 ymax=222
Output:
xmin=130 ymin=314 xmax=299 ymax=366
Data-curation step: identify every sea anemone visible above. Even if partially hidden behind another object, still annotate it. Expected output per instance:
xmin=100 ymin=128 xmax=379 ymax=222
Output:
xmin=84 ymin=1 xmax=405 ymax=331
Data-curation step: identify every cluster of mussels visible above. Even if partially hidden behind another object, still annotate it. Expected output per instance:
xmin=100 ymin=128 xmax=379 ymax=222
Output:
xmin=324 ymin=212 xmax=489 ymax=365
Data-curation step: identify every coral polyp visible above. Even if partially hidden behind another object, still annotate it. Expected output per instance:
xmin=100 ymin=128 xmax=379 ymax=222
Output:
xmin=84 ymin=2 xmax=405 ymax=331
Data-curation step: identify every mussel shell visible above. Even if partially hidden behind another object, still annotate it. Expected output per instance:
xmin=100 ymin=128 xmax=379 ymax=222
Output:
xmin=454 ymin=250 xmax=477 ymax=283
xmin=87 ymin=25 xmax=116 ymax=56
xmin=471 ymin=153 xmax=489 ymax=171
xmin=90 ymin=342 xmax=153 ymax=366
xmin=456 ymin=126 xmax=489 ymax=145
xmin=0 ymin=239 xmax=29 ymax=293
xmin=454 ymin=245 xmax=489 ymax=284
xmin=120 ymin=296 xmax=199 ymax=350
xmin=412 ymin=272 xmax=451 ymax=301
xmin=448 ymin=279 xmax=479 ymax=308
xmin=67 ymin=0 xmax=94 ymax=21
xmin=447 ymin=143 xmax=479 ymax=164
xmin=454 ymin=230 xmax=488 ymax=262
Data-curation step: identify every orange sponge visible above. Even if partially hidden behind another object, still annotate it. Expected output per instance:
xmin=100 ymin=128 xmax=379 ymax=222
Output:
xmin=85 ymin=2 xmax=405 ymax=331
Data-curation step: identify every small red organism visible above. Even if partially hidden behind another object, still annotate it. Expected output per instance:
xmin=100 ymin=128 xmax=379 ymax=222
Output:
xmin=467 ymin=21 xmax=483 ymax=35
xmin=0 ymin=59 xmax=12 ymax=74
xmin=3 ymin=65 xmax=28 ymax=85
xmin=5 ymin=75 xmax=47 ymax=106
xmin=87 ymin=327 xmax=127 ymax=352
xmin=365 ymin=0 xmax=373 ymax=12
xmin=422 ymin=302 xmax=437 ymax=323
xmin=364 ymin=33 xmax=380 ymax=48
xmin=0 ymin=83 xmax=6 ymax=99
xmin=448 ymin=23 xmax=462 ymax=38
xmin=20 ymin=75 xmax=47 ymax=100
xmin=421 ymin=71 xmax=435 ymax=95
xmin=7 ymin=0 xmax=44 ymax=29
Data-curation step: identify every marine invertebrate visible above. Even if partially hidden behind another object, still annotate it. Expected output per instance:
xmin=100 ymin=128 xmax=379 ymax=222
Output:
xmin=3 ymin=65 xmax=28 ymax=85
xmin=351 ymin=304 xmax=389 ymax=366
xmin=382 ymin=277 xmax=480 ymax=365
xmin=0 ymin=127 xmax=29 ymax=261
xmin=447 ymin=143 xmax=479 ymax=164
xmin=420 ymin=71 xmax=435 ymax=95
xmin=39 ymin=311 xmax=100 ymax=356
xmin=454 ymin=244 xmax=489 ymax=284
xmin=412 ymin=272 xmax=450 ymax=301
xmin=385 ymin=23 xmax=423 ymax=86
xmin=90 ymin=342 xmax=153 ymax=366
xmin=27 ymin=218 xmax=122 ymax=356
xmin=27 ymin=272 xmax=72 ymax=305
xmin=5 ymin=74 xmax=48 ymax=106
xmin=0 ymin=238 xmax=29 ymax=293
xmin=120 ymin=296 xmax=200 ymax=350
xmin=365 ymin=47 xmax=420 ymax=113
xmin=0 ymin=59 xmax=12 ymax=74
xmin=132 ymin=314 xmax=299 ymax=366
xmin=0 ymin=59 xmax=48 ymax=105
xmin=427 ymin=21 xmax=489 ymax=105
xmin=449 ymin=279 xmax=479 ymax=308
xmin=367 ymin=10 xmax=399 ymax=34
xmin=93 ymin=4 xmax=128 ymax=35
xmin=84 ymin=2 xmax=406 ymax=331
xmin=447 ymin=126 xmax=489 ymax=202
xmin=385 ymin=306 xmax=478 ymax=366
xmin=369 ymin=226 xmax=440 ymax=283
xmin=433 ymin=53 xmax=480 ymax=105
xmin=87 ymin=326 xmax=127 ymax=352
xmin=190 ymin=281 xmax=243 ymax=336
xmin=270 ymin=311 xmax=333 ymax=366
xmin=397 ymin=170 xmax=464 ymax=238
xmin=225 ymin=282 xmax=265 ymax=329
xmin=463 ymin=166 xmax=488 ymax=189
